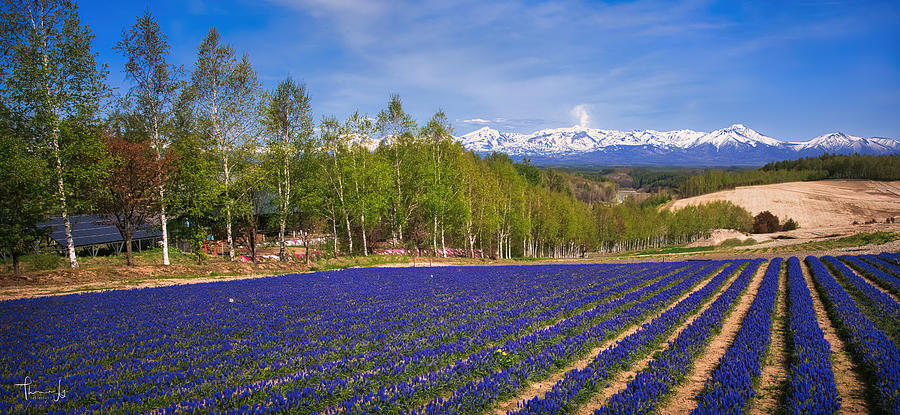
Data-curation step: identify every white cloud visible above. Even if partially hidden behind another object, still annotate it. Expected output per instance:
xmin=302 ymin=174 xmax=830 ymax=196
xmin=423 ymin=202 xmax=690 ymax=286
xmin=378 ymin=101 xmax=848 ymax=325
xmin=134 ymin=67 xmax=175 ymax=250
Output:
xmin=570 ymin=104 xmax=590 ymax=128
xmin=463 ymin=118 xmax=491 ymax=124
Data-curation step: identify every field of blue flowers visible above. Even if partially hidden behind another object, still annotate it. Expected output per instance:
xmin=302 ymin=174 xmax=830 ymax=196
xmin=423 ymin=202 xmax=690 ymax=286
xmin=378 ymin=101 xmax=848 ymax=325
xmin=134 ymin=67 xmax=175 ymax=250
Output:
xmin=2 ymin=253 xmax=899 ymax=414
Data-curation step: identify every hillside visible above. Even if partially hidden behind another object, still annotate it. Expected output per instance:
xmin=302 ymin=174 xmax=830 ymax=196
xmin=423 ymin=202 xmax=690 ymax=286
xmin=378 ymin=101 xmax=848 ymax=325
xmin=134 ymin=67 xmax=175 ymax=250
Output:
xmin=666 ymin=180 xmax=900 ymax=229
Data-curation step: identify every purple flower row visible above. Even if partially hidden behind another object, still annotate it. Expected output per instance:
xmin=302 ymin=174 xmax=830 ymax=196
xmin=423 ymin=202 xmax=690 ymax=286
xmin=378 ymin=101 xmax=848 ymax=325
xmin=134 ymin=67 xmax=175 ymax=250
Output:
xmin=785 ymin=256 xmax=840 ymax=415
xmin=596 ymin=259 xmax=763 ymax=414
xmin=510 ymin=261 xmax=748 ymax=415
xmin=691 ymin=258 xmax=782 ymax=415
xmin=807 ymin=256 xmax=900 ymax=414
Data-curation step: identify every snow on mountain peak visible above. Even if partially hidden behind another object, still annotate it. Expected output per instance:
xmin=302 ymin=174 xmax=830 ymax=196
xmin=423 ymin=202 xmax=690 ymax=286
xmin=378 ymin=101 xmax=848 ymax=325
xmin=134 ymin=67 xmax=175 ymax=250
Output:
xmin=456 ymin=122 xmax=898 ymax=162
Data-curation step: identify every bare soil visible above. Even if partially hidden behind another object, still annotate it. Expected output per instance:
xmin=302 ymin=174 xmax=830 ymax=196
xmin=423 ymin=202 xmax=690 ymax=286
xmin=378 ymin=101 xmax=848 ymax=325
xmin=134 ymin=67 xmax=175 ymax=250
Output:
xmin=573 ymin=264 xmax=744 ymax=414
xmin=666 ymin=180 xmax=900 ymax=230
xmin=662 ymin=262 xmax=767 ymax=414
xmin=800 ymin=259 xmax=869 ymax=414
xmin=749 ymin=264 xmax=789 ymax=415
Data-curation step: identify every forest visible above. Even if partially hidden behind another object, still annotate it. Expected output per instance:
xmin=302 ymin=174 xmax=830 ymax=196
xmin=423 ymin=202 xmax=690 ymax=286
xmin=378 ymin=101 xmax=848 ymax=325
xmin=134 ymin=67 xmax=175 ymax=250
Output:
xmin=679 ymin=153 xmax=900 ymax=197
xmin=0 ymin=3 xmax=758 ymax=271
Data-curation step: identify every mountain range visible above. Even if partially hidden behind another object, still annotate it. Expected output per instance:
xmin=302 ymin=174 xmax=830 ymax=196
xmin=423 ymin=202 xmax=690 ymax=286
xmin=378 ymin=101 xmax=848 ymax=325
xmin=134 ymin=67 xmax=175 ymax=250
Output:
xmin=457 ymin=124 xmax=900 ymax=166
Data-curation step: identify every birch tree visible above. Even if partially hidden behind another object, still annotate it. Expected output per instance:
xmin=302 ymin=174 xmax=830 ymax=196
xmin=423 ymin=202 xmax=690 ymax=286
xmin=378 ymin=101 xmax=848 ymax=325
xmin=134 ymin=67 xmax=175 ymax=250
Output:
xmin=320 ymin=115 xmax=353 ymax=255
xmin=344 ymin=111 xmax=384 ymax=256
xmin=1 ymin=0 xmax=107 ymax=269
xmin=261 ymin=77 xmax=313 ymax=261
xmin=190 ymin=28 xmax=260 ymax=261
xmin=115 ymin=8 xmax=181 ymax=265
xmin=376 ymin=95 xmax=416 ymax=247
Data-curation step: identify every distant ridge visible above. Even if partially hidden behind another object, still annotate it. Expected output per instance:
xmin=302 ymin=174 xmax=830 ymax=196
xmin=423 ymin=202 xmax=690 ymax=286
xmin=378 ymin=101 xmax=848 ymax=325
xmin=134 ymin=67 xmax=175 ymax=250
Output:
xmin=457 ymin=124 xmax=900 ymax=166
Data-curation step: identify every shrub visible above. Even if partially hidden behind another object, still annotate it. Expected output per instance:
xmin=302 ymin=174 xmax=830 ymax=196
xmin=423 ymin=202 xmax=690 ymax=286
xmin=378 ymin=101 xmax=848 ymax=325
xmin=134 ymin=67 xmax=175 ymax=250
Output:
xmin=29 ymin=253 xmax=64 ymax=271
xmin=752 ymin=211 xmax=781 ymax=234
xmin=782 ymin=218 xmax=799 ymax=231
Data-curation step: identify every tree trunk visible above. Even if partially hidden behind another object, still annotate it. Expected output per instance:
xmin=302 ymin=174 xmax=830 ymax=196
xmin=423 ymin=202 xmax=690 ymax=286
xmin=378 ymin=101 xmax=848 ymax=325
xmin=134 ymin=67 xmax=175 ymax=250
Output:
xmin=250 ymin=223 xmax=257 ymax=263
xmin=153 ymin=117 xmax=170 ymax=267
xmin=360 ymin=214 xmax=368 ymax=257
xmin=223 ymin=154 xmax=234 ymax=261
xmin=12 ymin=253 xmax=20 ymax=274
xmin=432 ymin=216 xmax=438 ymax=256
xmin=124 ymin=234 xmax=134 ymax=266
xmin=225 ymin=207 xmax=234 ymax=261
xmin=53 ymin=133 xmax=78 ymax=269
xmin=160 ymin=199 xmax=169 ymax=265
xmin=344 ymin=213 xmax=353 ymax=256
xmin=332 ymin=218 xmax=338 ymax=258
xmin=440 ymin=223 xmax=446 ymax=258
xmin=279 ymin=145 xmax=289 ymax=261
xmin=279 ymin=213 xmax=287 ymax=261
xmin=303 ymin=231 xmax=311 ymax=265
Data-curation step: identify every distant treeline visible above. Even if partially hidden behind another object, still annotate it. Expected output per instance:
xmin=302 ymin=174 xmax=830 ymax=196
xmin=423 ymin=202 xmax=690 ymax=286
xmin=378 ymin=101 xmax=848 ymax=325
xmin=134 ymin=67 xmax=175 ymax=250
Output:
xmin=679 ymin=154 xmax=900 ymax=197
xmin=594 ymin=200 xmax=752 ymax=253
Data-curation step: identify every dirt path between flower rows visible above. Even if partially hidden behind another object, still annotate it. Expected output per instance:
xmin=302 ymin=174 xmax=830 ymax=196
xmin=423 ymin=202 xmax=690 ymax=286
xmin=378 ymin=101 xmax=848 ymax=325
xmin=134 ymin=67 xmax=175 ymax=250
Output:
xmin=491 ymin=264 xmax=724 ymax=414
xmin=801 ymin=260 xmax=869 ymax=414
xmin=662 ymin=261 xmax=768 ymax=414
xmin=571 ymin=264 xmax=746 ymax=415
xmin=749 ymin=262 xmax=789 ymax=415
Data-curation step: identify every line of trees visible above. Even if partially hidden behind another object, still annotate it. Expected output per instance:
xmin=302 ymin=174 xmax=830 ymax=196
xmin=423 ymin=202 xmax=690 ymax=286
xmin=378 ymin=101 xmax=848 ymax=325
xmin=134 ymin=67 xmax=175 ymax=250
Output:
xmin=680 ymin=153 xmax=900 ymax=197
xmin=1 ymin=2 xmax=756 ymax=272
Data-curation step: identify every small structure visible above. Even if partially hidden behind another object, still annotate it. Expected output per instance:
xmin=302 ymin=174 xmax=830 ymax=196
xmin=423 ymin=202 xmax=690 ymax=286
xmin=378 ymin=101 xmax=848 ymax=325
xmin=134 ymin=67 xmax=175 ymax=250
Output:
xmin=39 ymin=214 xmax=163 ymax=257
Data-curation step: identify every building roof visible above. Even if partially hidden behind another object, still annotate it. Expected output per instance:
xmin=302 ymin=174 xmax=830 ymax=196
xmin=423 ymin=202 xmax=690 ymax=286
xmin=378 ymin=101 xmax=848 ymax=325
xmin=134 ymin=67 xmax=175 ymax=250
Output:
xmin=39 ymin=214 xmax=162 ymax=248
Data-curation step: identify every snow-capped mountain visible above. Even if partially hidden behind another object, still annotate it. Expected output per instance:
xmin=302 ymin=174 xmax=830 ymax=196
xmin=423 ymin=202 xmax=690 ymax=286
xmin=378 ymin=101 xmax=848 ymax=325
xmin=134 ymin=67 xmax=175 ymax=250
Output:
xmin=457 ymin=124 xmax=899 ymax=166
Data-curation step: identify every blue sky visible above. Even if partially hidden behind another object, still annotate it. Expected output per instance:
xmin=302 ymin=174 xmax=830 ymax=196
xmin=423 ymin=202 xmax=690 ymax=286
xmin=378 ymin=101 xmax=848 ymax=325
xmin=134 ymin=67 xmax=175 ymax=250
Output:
xmin=80 ymin=0 xmax=899 ymax=140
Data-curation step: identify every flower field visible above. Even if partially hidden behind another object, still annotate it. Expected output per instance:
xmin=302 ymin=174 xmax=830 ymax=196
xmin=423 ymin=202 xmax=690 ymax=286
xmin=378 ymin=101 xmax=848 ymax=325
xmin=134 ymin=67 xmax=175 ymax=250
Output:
xmin=2 ymin=253 xmax=900 ymax=414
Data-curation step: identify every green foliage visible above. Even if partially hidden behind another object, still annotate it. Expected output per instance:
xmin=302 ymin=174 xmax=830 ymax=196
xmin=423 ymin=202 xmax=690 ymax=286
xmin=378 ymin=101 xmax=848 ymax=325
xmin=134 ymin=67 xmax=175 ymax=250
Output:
xmin=782 ymin=218 xmax=799 ymax=231
xmin=0 ymin=111 xmax=52 ymax=272
xmin=761 ymin=153 xmax=900 ymax=180
xmin=832 ymin=231 xmax=899 ymax=247
xmin=2 ymin=0 xmax=109 ymax=269
xmin=680 ymin=168 xmax=826 ymax=197
xmin=29 ymin=253 xmax=64 ymax=271
xmin=719 ymin=238 xmax=756 ymax=248
xmin=680 ymin=154 xmax=899 ymax=197
xmin=188 ymin=227 xmax=209 ymax=264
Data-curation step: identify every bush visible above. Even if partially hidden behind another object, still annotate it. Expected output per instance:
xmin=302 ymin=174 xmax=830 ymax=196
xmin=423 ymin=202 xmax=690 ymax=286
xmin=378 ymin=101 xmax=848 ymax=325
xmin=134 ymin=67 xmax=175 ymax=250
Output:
xmin=782 ymin=218 xmax=799 ymax=231
xmin=752 ymin=211 xmax=781 ymax=234
xmin=29 ymin=253 xmax=64 ymax=271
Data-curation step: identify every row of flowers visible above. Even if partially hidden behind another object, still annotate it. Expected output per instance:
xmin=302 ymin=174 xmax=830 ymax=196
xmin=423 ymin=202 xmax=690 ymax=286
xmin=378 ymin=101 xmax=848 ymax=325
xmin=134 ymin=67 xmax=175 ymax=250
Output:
xmin=403 ymin=262 xmax=716 ymax=414
xmin=841 ymin=255 xmax=900 ymax=298
xmin=785 ymin=256 xmax=841 ymax=414
xmin=597 ymin=259 xmax=763 ymax=414
xmin=509 ymin=261 xmax=745 ymax=414
xmin=1 ymin=263 xmax=669 ymax=414
xmin=691 ymin=258 xmax=782 ymax=414
xmin=825 ymin=256 xmax=900 ymax=337
xmin=807 ymin=256 xmax=900 ymax=414
xmin=152 ymin=264 xmax=658 ymax=414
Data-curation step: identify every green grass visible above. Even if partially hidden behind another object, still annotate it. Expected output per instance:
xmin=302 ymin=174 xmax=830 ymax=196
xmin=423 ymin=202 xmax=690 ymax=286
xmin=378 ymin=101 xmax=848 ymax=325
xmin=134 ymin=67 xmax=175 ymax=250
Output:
xmin=626 ymin=245 xmax=717 ymax=256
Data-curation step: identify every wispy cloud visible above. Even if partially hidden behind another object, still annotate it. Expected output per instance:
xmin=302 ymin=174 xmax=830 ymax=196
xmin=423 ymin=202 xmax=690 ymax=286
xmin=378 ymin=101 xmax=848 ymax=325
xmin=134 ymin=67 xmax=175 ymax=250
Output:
xmin=140 ymin=0 xmax=900 ymax=138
